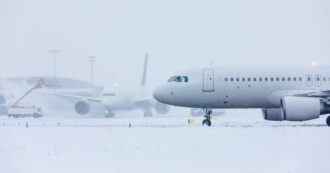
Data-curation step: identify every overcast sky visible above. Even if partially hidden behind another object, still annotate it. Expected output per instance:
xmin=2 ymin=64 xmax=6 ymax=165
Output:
xmin=0 ymin=0 xmax=329 ymax=88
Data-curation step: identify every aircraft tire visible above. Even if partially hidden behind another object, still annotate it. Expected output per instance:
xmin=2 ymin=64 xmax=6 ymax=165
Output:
xmin=105 ymin=112 xmax=115 ymax=118
xmin=144 ymin=112 xmax=152 ymax=117
xmin=326 ymin=116 xmax=330 ymax=127
xmin=105 ymin=114 xmax=115 ymax=118
xmin=202 ymin=119 xmax=211 ymax=126
xmin=33 ymin=113 xmax=42 ymax=118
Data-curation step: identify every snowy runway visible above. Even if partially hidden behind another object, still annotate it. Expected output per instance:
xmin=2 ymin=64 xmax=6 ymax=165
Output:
xmin=1 ymin=112 xmax=330 ymax=173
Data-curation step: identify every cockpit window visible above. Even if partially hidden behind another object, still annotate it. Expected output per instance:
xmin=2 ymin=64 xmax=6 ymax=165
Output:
xmin=176 ymin=76 xmax=182 ymax=82
xmin=168 ymin=76 xmax=189 ymax=83
xmin=168 ymin=77 xmax=176 ymax=82
xmin=183 ymin=76 xmax=188 ymax=82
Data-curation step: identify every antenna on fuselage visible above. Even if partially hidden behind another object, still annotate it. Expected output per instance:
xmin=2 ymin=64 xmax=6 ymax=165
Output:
xmin=141 ymin=53 xmax=148 ymax=86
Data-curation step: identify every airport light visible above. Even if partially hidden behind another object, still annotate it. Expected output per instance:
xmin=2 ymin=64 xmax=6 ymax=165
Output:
xmin=312 ymin=61 xmax=318 ymax=67
xmin=89 ymin=56 xmax=96 ymax=84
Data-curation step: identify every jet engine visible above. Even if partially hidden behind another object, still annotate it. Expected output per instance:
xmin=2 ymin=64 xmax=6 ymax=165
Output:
xmin=74 ymin=100 xmax=90 ymax=115
xmin=281 ymin=96 xmax=321 ymax=121
xmin=263 ymin=97 xmax=323 ymax=121
xmin=262 ymin=108 xmax=283 ymax=121
xmin=154 ymin=102 xmax=170 ymax=114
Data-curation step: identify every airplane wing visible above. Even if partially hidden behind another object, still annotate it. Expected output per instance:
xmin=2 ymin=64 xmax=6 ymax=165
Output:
xmin=294 ymin=90 xmax=330 ymax=98
xmin=306 ymin=90 xmax=330 ymax=97
xmin=132 ymin=96 xmax=154 ymax=107
xmin=36 ymin=90 xmax=101 ymax=103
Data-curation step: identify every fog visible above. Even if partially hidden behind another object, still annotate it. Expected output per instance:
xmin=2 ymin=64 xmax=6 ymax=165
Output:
xmin=1 ymin=2 xmax=330 ymax=172
xmin=0 ymin=0 xmax=329 ymax=88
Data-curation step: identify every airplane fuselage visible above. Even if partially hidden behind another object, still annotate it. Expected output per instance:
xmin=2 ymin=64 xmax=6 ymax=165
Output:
xmin=153 ymin=66 xmax=330 ymax=109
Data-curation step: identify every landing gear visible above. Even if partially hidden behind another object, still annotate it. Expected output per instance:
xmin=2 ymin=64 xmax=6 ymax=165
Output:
xmin=202 ymin=119 xmax=211 ymax=126
xmin=326 ymin=116 xmax=330 ymax=127
xmin=144 ymin=112 xmax=152 ymax=117
xmin=202 ymin=108 xmax=212 ymax=126
xmin=33 ymin=113 xmax=42 ymax=118
xmin=105 ymin=110 xmax=115 ymax=118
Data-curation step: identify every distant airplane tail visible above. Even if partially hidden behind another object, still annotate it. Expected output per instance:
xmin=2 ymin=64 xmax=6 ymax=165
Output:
xmin=141 ymin=53 xmax=148 ymax=86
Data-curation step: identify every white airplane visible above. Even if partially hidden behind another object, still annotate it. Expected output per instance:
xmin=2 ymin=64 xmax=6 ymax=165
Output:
xmin=41 ymin=54 xmax=169 ymax=117
xmin=153 ymin=65 xmax=330 ymax=126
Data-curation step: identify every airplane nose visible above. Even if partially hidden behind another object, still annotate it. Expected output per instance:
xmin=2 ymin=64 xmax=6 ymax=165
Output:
xmin=153 ymin=85 xmax=167 ymax=103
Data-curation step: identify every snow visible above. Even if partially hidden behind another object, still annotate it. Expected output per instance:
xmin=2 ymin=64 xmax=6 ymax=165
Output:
xmin=1 ymin=111 xmax=330 ymax=173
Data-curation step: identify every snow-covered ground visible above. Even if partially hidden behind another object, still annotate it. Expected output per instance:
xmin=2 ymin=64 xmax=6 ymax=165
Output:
xmin=1 ymin=110 xmax=330 ymax=173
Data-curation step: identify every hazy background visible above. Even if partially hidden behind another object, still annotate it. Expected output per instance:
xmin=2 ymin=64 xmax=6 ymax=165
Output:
xmin=0 ymin=0 xmax=329 ymax=88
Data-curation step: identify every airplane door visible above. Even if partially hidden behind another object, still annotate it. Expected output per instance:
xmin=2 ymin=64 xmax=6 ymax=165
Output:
xmin=306 ymin=74 xmax=313 ymax=87
xmin=315 ymin=74 xmax=322 ymax=87
xmin=203 ymin=69 xmax=215 ymax=92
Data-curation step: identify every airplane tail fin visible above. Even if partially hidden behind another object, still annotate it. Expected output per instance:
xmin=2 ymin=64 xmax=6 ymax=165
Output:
xmin=141 ymin=53 xmax=148 ymax=86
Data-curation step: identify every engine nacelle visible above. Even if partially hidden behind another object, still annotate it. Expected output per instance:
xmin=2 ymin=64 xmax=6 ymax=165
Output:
xmin=154 ymin=102 xmax=170 ymax=114
xmin=262 ymin=108 xmax=283 ymax=121
xmin=263 ymin=97 xmax=323 ymax=121
xmin=281 ymin=96 xmax=321 ymax=121
xmin=74 ymin=100 xmax=90 ymax=115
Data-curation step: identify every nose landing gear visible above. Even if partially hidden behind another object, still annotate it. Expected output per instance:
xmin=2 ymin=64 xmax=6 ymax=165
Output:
xmin=105 ymin=110 xmax=115 ymax=118
xmin=202 ymin=108 xmax=212 ymax=126
xmin=202 ymin=118 xmax=211 ymax=126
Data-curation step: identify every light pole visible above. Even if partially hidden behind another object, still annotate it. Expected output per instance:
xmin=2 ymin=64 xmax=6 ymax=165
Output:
xmin=48 ymin=49 xmax=61 ymax=92
xmin=48 ymin=49 xmax=61 ymax=79
xmin=88 ymin=56 xmax=96 ymax=84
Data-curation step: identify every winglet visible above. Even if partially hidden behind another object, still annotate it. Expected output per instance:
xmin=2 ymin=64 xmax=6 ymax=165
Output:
xmin=141 ymin=53 xmax=148 ymax=86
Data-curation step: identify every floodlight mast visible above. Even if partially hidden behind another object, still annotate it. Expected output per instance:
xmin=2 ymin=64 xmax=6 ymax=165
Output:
xmin=88 ymin=56 xmax=96 ymax=84
xmin=48 ymin=49 xmax=61 ymax=79
xmin=48 ymin=49 xmax=61 ymax=91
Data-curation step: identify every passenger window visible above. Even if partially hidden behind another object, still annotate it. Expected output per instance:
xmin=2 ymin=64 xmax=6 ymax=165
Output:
xmin=225 ymin=78 xmax=228 ymax=82
xmin=270 ymin=77 xmax=274 ymax=81
xmin=253 ymin=78 xmax=257 ymax=82
xmin=242 ymin=78 xmax=245 ymax=82
xmin=323 ymin=77 xmax=327 ymax=81
xmin=299 ymin=77 xmax=302 ymax=81
xmin=282 ymin=77 xmax=285 ymax=81
xmin=276 ymin=77 xmax=280 ymax=81
xmin=316 ymin=77 xmax=320 ymax=81
xmin=259 ymin=77 xmax=262 ymax=82
xmin=248 ymin=78 xmax=251 ymax=82
xmin=287 ymin=77 xmax=291 ymax=81
xmin=230 ymin=78 xmax=234 ymax=82
xmin=265 ymin=78 xmax=268 ymax=81
xmin=236 ymin=78 xmax=239 ymax=82
xmin=293 ymin=77 xmax=296 ymax=81
xmin=307 ymin=77 xmax=311 ymax=81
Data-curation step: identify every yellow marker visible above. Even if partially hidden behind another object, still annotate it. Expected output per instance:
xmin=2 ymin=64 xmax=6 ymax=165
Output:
xmin=188 ymin=118 xmax=195 ymax=124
